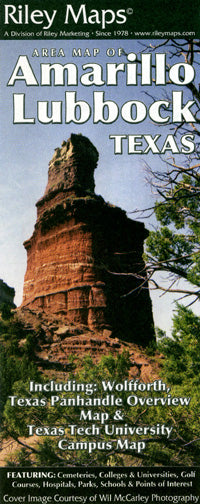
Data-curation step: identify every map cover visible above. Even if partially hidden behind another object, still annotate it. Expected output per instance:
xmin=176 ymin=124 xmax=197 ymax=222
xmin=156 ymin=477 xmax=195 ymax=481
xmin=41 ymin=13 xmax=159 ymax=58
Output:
xmin=0 ymin=0 xmax=200 ymax=502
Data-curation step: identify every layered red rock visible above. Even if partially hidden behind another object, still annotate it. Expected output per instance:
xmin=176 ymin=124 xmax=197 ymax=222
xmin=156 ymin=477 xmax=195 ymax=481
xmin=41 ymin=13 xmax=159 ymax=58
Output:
xmin=22 ymin=134 xmax=154 ymax=345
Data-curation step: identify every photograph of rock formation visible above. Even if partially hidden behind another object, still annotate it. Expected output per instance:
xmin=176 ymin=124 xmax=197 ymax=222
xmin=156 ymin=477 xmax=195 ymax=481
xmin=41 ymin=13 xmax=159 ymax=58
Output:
xmin=21 ymin=133 xmax=154 ymax=346
xmin=1 ymin=33 xmax=199 ymax=473
xmin=1 ymin=135 xmax=199 ymax=468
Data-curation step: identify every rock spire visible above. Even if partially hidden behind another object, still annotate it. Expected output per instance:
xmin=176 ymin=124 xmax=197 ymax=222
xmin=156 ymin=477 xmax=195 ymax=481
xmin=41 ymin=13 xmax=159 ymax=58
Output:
xmin=22 ymin=134 xmax=154 ymax=345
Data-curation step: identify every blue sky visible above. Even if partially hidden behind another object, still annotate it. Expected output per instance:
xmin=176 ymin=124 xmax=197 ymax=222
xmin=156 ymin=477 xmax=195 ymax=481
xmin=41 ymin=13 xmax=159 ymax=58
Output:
xmin=1 ymin=39 xmax=199 ymax=334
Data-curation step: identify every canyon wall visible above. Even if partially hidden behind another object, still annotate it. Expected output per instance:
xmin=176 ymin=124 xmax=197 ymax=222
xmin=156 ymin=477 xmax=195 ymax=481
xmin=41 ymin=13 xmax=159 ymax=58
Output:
xmin=0 ymin=279 xmax=15 ymax=306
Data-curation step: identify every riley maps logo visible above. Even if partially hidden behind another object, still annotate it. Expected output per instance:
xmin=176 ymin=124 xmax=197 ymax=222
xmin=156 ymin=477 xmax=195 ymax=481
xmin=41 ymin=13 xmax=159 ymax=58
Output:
xmin=3 ymin=4 xmax=133 ymax=30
